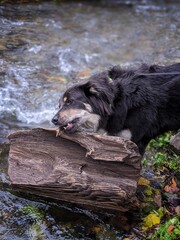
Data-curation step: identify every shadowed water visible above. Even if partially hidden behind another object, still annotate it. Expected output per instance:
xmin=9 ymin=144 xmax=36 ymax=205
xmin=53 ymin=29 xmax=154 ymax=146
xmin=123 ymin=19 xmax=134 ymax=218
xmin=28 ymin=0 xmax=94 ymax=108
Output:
xmin=0 ymin=0 xmax=179 ymax=239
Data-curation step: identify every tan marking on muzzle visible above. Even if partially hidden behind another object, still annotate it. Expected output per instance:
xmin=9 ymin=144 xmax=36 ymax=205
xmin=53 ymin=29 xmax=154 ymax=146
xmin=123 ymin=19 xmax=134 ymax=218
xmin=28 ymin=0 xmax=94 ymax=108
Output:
xmin=59 ymin=109 xmax=84 ymax=119
xmin=58 ymin=108 xmax=100 ymax=131
xmin=83 ymin=103 xmax=93 ymax=112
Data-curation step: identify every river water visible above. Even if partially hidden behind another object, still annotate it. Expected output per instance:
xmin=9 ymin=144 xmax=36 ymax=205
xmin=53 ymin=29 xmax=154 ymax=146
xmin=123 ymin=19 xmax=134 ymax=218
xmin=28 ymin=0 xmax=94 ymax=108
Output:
xmin=0 ymin=0 xmax=179 ymax=239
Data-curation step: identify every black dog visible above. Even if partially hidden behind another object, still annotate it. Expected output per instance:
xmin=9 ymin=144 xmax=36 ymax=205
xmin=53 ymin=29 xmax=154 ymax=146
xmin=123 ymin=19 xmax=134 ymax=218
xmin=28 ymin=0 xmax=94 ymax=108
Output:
xmin=52 ymin=63 xmax=180 ymax=155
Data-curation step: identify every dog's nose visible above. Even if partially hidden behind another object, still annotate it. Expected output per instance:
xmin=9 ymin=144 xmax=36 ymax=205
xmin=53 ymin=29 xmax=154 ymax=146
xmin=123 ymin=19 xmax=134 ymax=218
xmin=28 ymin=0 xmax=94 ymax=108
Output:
xmin=52 ymin=116 xmax=59 ymax=125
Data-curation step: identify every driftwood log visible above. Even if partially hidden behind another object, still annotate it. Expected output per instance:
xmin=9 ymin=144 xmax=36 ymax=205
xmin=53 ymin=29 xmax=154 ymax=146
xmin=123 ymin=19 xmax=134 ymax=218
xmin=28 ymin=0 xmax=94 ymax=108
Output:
xmin=8 ymin=128 xmax=142 ymax=212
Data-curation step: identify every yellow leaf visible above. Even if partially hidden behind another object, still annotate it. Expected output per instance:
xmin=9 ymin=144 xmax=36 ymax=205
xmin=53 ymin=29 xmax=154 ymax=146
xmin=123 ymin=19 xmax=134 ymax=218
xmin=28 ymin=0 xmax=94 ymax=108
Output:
xmin=142 ymin=213 xmax=160 ymax=230
xmin=91 ymin=225 xmax=103 ymax=234
xmin=138 ymin=177 xmax=150 ymax=186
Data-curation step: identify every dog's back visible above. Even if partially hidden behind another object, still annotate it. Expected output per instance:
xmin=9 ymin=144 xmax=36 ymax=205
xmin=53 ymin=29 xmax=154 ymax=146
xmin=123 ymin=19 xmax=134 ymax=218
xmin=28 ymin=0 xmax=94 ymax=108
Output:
xmin=106 ymin=63 xmax=180 ymax=154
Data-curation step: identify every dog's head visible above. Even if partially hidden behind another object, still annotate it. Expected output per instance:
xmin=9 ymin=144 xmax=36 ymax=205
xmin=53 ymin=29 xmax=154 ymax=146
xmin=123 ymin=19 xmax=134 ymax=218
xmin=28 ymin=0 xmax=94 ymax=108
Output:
xmin=52 ymin=71 xmax=116 ymax=133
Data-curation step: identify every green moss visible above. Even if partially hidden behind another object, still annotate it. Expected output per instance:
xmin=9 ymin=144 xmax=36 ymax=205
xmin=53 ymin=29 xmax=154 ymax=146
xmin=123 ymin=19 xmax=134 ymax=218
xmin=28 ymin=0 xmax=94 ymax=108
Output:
xmin=144 ymin=188 xmax=153 ymax=197
xmin=148 ymin=217 xmax=180 ymax=240
xmin=151 ymin=152 xmax=180 ymax=172
xmin=21 ymin=204 xmax=45 ymax=221
xmin=144 ymin=132 xmax=180 ymax=172
xmin=147 ymin=132 xmax=173 ymax=151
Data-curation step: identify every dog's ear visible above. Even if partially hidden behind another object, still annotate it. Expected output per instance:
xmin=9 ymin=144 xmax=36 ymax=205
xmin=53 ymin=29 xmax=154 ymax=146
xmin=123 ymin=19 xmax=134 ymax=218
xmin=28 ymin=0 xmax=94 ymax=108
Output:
xmin=80 ymin=80 xmax=115 ymax=116
xmin=89 ymin=86 xmax=99 ymax=95
xmin=81 ymin=82 xmax=100 ymax=97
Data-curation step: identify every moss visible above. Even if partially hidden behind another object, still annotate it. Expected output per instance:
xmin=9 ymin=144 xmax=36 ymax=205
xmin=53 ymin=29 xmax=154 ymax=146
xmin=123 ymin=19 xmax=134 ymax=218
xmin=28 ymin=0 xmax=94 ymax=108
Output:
xmin=144 ymin=188 xmax=153 ymax=197
xmin=148 ymin=217 xmax=180 ymax=240
xmin=21 ymin=204 xmax=45 ymax=221
xmin=143 ymin=132 xmax=180 ymax=173
xmin=147 ymin=132 xmax=173 ymax=151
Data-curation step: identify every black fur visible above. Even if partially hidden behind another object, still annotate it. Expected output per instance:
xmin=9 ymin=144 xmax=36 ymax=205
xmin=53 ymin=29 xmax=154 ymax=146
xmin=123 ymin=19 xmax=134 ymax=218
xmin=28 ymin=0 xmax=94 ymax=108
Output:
xmin=52 ymin=63 xmax=180 ymax=155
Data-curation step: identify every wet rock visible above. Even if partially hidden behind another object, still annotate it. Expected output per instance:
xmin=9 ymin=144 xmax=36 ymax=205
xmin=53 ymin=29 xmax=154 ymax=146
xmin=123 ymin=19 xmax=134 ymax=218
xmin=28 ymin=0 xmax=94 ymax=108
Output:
xmin=169 ymin=132 xmax=180 ymax=155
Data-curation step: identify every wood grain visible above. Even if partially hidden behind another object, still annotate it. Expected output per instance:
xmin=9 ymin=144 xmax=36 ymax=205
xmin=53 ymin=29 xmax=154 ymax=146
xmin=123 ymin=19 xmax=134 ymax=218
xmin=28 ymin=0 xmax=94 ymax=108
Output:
xmin=8 ymin=128 xmax=142 ymax=212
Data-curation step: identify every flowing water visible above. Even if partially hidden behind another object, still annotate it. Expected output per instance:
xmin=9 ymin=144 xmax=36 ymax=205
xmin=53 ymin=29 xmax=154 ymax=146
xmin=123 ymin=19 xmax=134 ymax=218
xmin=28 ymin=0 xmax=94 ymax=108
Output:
xmin=0 ymin=0 xmax=179 ymax=239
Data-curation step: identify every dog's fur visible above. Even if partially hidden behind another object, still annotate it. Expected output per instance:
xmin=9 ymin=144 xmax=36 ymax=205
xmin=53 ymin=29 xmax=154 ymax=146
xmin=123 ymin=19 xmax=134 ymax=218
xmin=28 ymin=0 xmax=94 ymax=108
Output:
xmin=52 ymin=63 xmax=180 ymax=154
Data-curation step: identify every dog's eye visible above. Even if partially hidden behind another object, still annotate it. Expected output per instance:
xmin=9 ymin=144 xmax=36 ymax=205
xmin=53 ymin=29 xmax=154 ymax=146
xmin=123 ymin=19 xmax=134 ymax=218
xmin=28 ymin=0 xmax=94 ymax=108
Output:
xmin=65 ymin=99 xmax=73 ymax=105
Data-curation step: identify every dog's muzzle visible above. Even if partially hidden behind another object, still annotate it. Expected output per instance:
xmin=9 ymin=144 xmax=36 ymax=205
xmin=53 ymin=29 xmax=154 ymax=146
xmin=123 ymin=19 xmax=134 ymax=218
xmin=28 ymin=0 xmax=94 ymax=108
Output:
xmin=51 ymin=113 xmax=79 ymax=133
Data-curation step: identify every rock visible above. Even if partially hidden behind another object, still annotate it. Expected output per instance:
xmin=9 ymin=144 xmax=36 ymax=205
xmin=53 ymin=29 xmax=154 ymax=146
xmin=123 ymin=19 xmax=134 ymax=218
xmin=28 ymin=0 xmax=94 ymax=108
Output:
xmin=170 ymin=132 xmax=180 ymax=155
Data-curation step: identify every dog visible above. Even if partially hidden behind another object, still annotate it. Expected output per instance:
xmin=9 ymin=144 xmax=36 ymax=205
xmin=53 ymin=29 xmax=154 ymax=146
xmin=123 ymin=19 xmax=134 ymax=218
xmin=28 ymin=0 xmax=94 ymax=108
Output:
xmin=52 ymin=63 xmax=180 ymax=155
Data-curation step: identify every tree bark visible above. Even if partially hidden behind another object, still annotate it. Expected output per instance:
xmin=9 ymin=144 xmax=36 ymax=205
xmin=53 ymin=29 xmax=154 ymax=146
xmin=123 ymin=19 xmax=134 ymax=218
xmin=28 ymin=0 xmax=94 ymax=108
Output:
xmin=8 ymin=128 xmax=142 ymax=212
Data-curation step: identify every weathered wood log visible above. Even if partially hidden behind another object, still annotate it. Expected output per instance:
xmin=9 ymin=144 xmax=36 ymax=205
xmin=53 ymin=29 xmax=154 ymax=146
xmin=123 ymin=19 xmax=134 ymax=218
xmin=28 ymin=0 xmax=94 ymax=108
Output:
xmin=8 ymin=128 xmax=142 ymax=212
